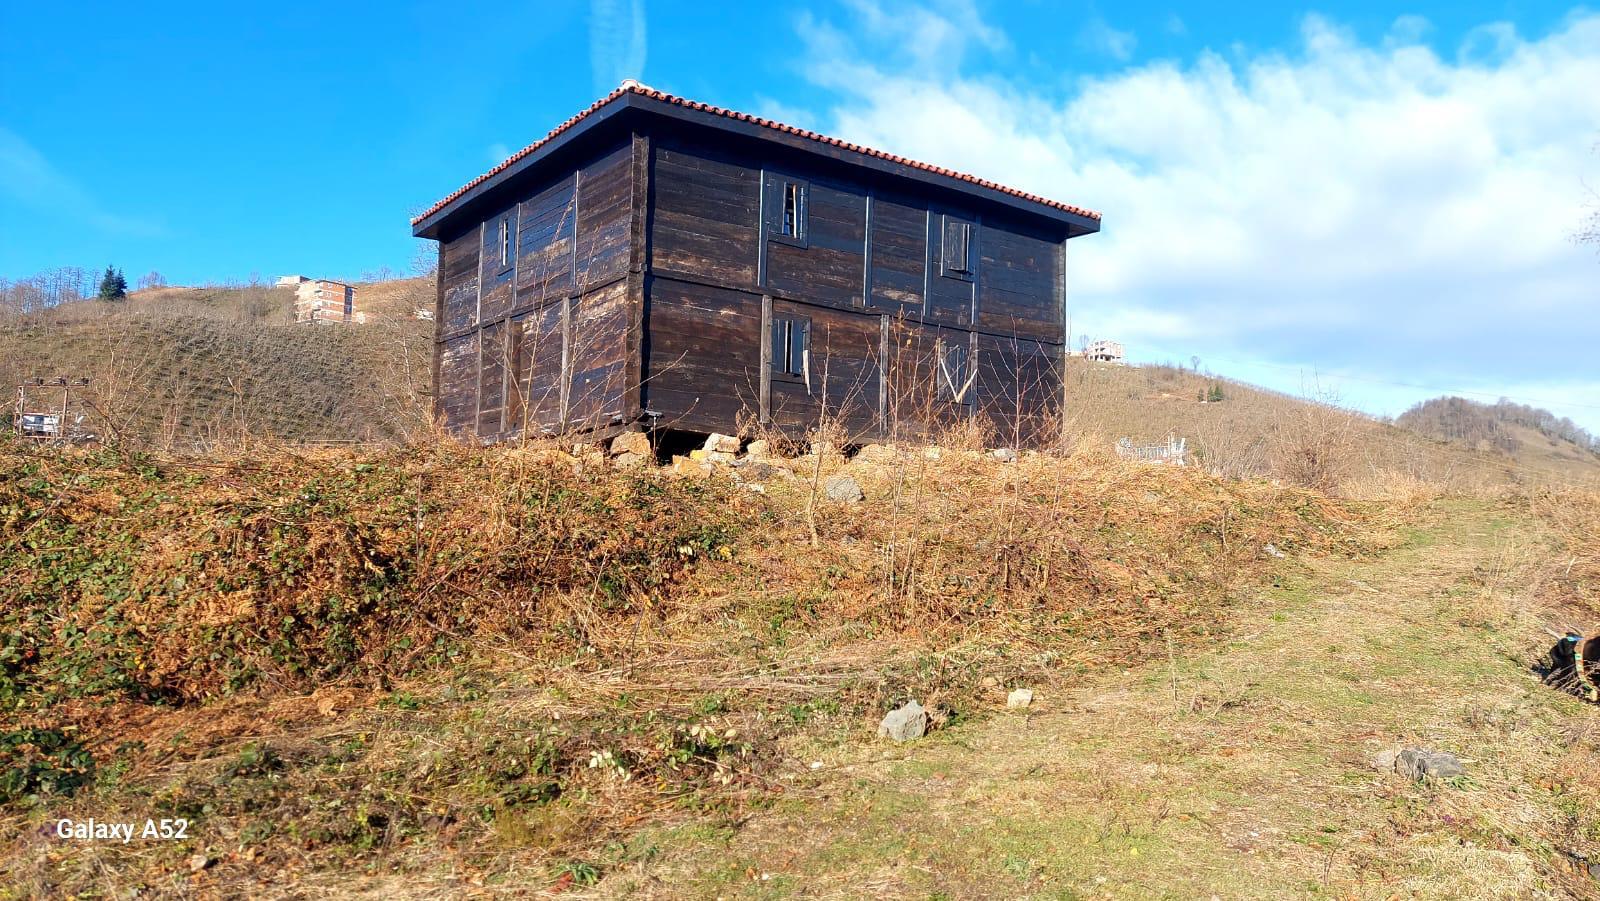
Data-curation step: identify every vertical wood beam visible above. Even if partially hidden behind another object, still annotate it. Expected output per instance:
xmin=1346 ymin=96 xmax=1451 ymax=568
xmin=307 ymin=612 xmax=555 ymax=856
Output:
xmin=625 ymin=131 xmax=651 ymax=423
xmin=759 ymin=293 xmax=772 ymax=423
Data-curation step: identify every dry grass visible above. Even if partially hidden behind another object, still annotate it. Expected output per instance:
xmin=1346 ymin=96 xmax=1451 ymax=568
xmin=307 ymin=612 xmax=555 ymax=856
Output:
xmin=0 ymin=279 xmax=433 ymax=448
xmin=0 ymin=432 xmax=1390 ymax=895
xmin=619 ymin=495 xmax=1600 ymax=899
xmin=1062 ymin=360 xmax=1600 ymax=491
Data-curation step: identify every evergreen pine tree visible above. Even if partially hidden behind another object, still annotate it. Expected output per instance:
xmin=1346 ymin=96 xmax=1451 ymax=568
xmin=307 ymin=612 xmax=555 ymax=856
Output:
xmin=97 ymin=265 xmax=128 ymax=301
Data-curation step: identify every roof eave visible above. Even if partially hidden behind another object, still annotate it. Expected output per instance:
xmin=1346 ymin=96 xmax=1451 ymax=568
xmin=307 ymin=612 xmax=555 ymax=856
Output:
xmin=410 ymin=93 xmax=642 ymax=240
xmin=412 ymin=89 xmax=1102 ymax=240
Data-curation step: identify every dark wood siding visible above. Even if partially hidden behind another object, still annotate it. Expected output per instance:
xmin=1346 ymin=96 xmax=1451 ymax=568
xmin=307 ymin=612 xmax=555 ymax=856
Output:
xmin=509 ymin=302 xmax=565 ymax=432
xmin=440 ymin=229 xmax=480 ymax=334
xmin=977 ymin=219 xmax=1063 ymax=343
xmin=642 ymin=276 xmax=762 ymax=433
xmin=438 ymin=332 xmax=478 ymax=433
xmin=767 ymin=299 xmax=881 ymax=436
xmin=923 ymin=212 xmax=974 ymax=328
xmin=514 ymin=177 xmax=576 ymax=307
xmin=650 ymin=144 xmax=761 ymax=289
xmin=764 ymin=179 xmax=866 ymax=309
xmin=568 ymin=280 xmax=630 ymax=428
xmin=974 ymin=333 xmax=1063 ymax=448
xmin=868 ymin=198 xmax=925 ymax=313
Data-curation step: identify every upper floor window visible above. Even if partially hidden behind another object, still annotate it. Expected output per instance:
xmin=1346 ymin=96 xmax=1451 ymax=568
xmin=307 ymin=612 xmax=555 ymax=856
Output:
xmin=766 ymin=175 xmax=808 ymax=247
xmin=941 ymin=215 xmax=973 ymax=280
xmin=499 ymin=215 xmax=513 ymax=268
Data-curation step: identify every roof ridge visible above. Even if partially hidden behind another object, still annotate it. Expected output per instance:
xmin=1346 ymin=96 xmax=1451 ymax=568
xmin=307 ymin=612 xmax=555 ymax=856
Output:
xmin=412 ymin=81 xmax=1100 ymax=227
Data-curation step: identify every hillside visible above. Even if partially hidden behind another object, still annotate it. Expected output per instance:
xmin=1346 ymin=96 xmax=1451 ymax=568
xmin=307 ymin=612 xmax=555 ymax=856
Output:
xmin=0 ymin=278 xmax=432 ymax=446
xmin=2 ymin=439 xmax=1598 ymax=896
xmin=1062 ymin=360 xmax=1600 ymax=490
xmin=1398 ymin=395 xmax=1600 ymax=469
xmin=4 ymin=276 xmax=1597 ymax=489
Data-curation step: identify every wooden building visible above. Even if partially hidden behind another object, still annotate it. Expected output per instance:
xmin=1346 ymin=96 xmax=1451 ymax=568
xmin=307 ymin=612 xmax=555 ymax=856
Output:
xmin=411 ymin=81 xmax=1101 ymax=447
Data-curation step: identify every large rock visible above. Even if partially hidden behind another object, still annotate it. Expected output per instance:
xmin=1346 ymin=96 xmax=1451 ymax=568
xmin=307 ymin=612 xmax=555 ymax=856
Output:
xmin=746 ymin=439 xmax=773 ymax=459
xmin=878 ymin=700 xmax=929 ymax=742
xmin=991 ymin=447 xmax=1019 ymax=463
xmin=1006 ymin=688 xmax=1034 ymax=709
xmin=825 ymin=474 xmax=864 ymax=503
xmin=610 ymin=431 xmax=652 ymax=457
xmin=1375 ymin=747 xmax=1465 ymax=780
xmin=703 ymin=433 xmax=741 ymax=454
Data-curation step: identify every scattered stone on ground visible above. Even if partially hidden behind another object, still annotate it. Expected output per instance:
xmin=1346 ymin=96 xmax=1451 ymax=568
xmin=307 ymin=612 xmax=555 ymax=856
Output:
xmin=923 ymin=446 xmax=945 ymax=461
xmin=671 ymin=455 xmax=712 ymax=478
xmin=737 ymin=461 xmax=780 ymax=482
xmin=825 ymin=474 xmax=865 ymax=503
xmin=704 ymin=433 xmax=741 ymax=454
xmin=1264 ymin=543 xmax=1287 ymax=558
xmin=705 ymin=450 xmax=738 ymax=464
xmin=992 ymin=448 xmax=1019 ymax=463
xmin=855 ymin=444 xmax=899 ymax=465
xmin=610 ymin=431 xmax=652 ymax=457
xmin=878 ymin=700 xmax=929 ymax=742
xmin=1374 ymin=747 xmax=1465 ymax=780
xmin=746 ymin=439 xmax=772 ymax=459
xmin=811 ymin=440 xmax=838 ymax=457
xmin=1007 ymin=688 xmax=1035 ymax=709
xmin=612 ymin=451 xmax=648 ymax=469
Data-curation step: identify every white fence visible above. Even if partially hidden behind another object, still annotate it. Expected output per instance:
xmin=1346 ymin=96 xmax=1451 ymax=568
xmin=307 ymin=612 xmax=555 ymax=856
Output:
xmin=1116 ymin=436 xmax=1187 ymax=466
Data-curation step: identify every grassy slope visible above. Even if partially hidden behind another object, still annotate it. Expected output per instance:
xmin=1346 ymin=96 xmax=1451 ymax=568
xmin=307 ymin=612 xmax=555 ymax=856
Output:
xmin=1064 ymin=360 xmax=1600 ymax=489
xmin=0 ymin=279 xmax=432 ymax=445
xmin=628 ymin=497 xmax=1600 ymax=898
xmin=0 ymin=440 xmax=1380 ymax=895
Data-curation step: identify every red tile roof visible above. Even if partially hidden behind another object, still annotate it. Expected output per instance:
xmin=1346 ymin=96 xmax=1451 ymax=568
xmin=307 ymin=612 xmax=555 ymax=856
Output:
xmin=412 ymin=81 xmax=1101 ymax=227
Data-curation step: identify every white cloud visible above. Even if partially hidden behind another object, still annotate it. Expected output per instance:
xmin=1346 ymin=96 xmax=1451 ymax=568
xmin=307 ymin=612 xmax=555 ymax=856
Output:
xmin=0 ymin=128 xmax=165 ymax=238
xmin=589 ymin=0 xmax=648 ymax=94
xmin=487 ymin=142 xmax=513 ymax=165
xmin=1079 ymin=16 xmax=1136 ymax=61
xmin=791 ymin=7 xmax=1600 ymax=430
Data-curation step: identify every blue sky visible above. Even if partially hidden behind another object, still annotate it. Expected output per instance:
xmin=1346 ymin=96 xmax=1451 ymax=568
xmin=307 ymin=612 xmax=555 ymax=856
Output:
xmin=2 ymin=1 xmax=1597 ymax=431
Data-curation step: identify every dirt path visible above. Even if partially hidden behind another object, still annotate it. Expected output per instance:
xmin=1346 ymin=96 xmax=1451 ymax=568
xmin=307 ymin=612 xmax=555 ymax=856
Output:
xmin=612 ymin=500 xmax=1600 ymax=898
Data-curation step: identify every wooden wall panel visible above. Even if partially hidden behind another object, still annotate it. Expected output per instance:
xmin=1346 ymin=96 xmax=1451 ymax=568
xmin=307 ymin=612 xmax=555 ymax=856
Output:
xmin=575 ymin=143 xmax=633 ymax=290
xmin=767 ymin=300 xmax=881 ymax=437
xmin=977 ymin=222 xmax=1063 ymax=343
xmin=884 ymin=318 xmax=970 ymax=441
xmin=868 ymin=198 xmax=925 ymax=313
xmin=515 ymin=177 xmax=577 ymax=307
xmin=510 ymin=303 xmax=565 ymax=432
xmin=650 ymin=145 xmax=760 ymax=289
xmin=568 ymin=280 xmax=630 ymax=429
xmin=438 ymin=332 xmax=478 ymax=433
xmin=764 ymin=180 xmax=866 ymax=309
xmin=973 ymin=334 xmax=1063 ymax=448
xmin=440 ymin=229 xmax=480 ymax=334
xmin=479 ymin=206 xmax=517 ymax=323
xmin=924 ymin=213 xmax=974 ymax=328
xmin=642 ymin=276 xmax=762 ymax=433
xmin=477 ymin=321 xmax=506 ymax=436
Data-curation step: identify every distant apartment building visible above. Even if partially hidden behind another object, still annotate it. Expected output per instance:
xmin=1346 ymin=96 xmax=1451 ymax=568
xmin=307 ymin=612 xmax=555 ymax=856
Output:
xmin=278 ymin=275 xmax=363 ymax=324
xmin=1077 ymin=339 xmax=1125 ymax=364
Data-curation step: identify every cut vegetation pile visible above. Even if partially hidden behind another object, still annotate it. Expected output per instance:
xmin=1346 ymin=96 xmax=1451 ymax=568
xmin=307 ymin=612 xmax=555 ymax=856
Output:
xmin=0 ymin=436 xmax=1391 ymax=894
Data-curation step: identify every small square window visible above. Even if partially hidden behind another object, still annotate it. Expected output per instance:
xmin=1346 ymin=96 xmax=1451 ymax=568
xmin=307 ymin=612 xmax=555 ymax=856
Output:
xmin=770 ymin=314 xmax=809 ymax=382
xmin=941 ymin=216 xmax=972 ymax=279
